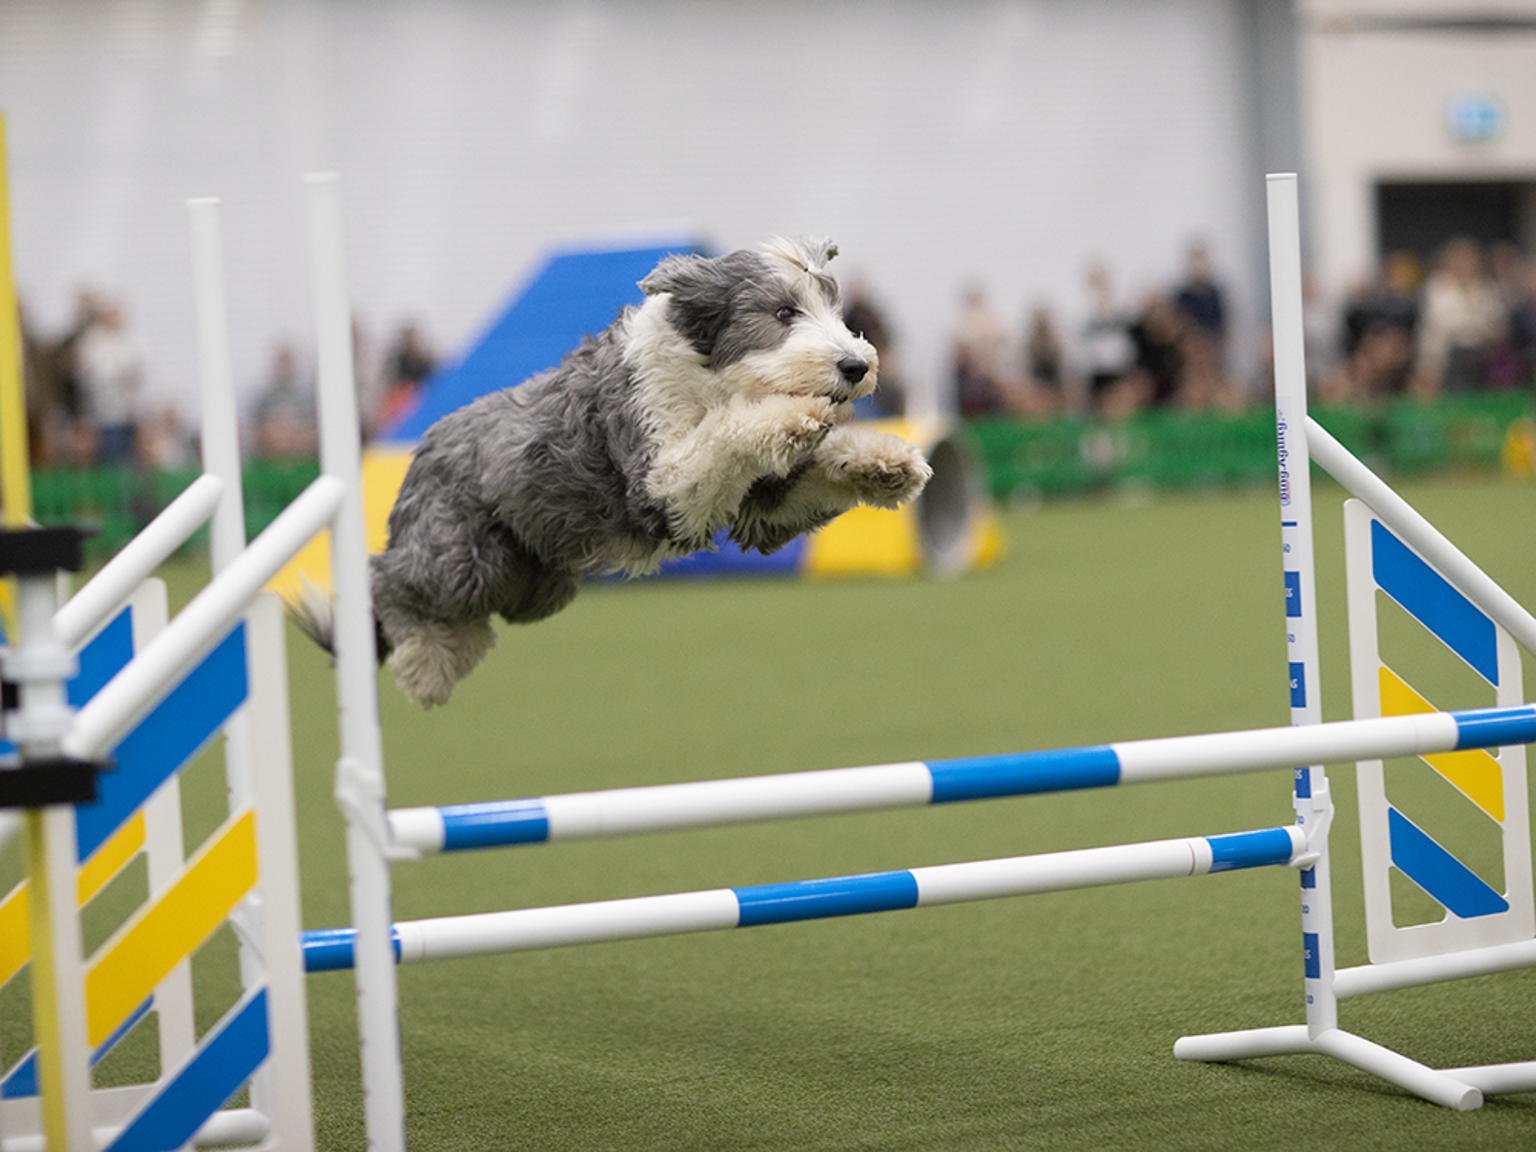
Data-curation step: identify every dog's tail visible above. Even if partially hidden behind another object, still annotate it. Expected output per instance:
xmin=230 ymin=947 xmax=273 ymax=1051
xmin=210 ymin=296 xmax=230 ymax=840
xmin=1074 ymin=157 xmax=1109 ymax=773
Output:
xmin=286 ymin=574 xmax=394 ymax=663
xmin=287 ymin=574 xmax=338 ymax=654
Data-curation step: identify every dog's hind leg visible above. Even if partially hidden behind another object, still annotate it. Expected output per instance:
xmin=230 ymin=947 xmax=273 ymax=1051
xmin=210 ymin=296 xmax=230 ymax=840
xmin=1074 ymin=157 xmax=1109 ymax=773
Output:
xmin=497 ymin=564 xmax=580 ymax=625
xmin=386 ymin=618 xmax=497 ymax=709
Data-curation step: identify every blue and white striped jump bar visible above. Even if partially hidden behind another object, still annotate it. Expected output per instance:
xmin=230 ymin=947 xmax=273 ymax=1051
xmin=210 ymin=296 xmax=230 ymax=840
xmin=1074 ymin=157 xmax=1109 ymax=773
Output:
xmin=386 ymin=704 xmax=1536 ymax=854
xmin=304 ymin=824 xmax=1304 ymax=971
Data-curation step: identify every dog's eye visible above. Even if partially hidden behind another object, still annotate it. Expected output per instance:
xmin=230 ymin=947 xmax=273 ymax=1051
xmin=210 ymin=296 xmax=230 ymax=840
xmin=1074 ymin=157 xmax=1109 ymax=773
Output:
xmin=775 ymin=306 xmax=799 ymax=324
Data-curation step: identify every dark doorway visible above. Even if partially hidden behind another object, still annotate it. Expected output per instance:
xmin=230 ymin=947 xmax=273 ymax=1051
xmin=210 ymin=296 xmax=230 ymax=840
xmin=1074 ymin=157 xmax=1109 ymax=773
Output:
xmin=1376 ymin=180 xmax=1536 ymax=263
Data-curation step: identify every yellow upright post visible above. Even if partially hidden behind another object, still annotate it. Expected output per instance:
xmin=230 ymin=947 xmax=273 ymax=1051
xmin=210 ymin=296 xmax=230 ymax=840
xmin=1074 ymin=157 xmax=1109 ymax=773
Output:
xmin=0 ymin=112 xmax=31 ymax=527
xmin=2 ymin=111 xmax=92 ymax=1152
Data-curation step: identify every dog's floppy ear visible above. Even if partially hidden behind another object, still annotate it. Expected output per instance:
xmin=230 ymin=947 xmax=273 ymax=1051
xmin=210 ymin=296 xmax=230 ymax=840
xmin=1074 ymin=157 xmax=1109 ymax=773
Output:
xmin=639 ymin=253 xmax=705 ymax=299
xmin=640 ymin=251 xmax=760 ymax=361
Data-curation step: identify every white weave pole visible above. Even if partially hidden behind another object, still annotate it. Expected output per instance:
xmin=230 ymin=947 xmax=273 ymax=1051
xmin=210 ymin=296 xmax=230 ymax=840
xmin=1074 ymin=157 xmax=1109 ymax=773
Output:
xmin=305 ymin=171 xmax=406 ymax=1152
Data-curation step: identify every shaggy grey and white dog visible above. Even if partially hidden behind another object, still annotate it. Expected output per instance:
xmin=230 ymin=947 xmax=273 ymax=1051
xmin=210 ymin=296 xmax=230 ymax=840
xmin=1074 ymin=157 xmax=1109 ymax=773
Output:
xmin=304 ymin=238 xmax=931 ymax=707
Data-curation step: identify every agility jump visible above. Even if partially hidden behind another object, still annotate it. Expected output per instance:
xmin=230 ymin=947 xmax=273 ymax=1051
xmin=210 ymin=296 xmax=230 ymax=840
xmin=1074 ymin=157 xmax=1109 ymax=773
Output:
xmin=299 ymin=170 xmax=1536 ymax=1147
xmin=7 ymin=166 xmax=1536 ymax=1152
xmin=0 ymin=182 xmax=349 ymax=1150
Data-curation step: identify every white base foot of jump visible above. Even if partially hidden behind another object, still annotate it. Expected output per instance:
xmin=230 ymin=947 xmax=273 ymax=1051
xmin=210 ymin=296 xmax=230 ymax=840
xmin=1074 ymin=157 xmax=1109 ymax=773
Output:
xmin=1174 ymin=1026 xmax=1485 ymax=1110
xmin=0 ymin=1105 xmax=269 ymax=1152
xmin=1439 ymin=1060 xmax=1536 ymax=1096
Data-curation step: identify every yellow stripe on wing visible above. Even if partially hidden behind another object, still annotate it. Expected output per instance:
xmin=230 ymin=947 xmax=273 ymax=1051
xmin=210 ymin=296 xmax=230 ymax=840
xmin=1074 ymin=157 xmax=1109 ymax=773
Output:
xmin=0 ymin=813 xmax=149 ymax=988
xmin=85 ymin=809 xmax=258 ymax=1047
xmin=1379 ymin=665 xmax=1505 ymax=822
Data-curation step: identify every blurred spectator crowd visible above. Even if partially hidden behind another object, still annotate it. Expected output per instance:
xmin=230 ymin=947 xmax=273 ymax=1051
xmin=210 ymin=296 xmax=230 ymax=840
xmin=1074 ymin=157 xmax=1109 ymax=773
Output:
xmin=15 ymin=233 xmax=1536 ymax=474
xmin=943 ymin=243 xmax=1245 ymax=420
xmin=17 ymin=288 xmax=438 ymax=469
xmin=1314 ymin=238 xmax=1536 ymax=406
xmin=846 ymin=235 xmax=1536 ymax=423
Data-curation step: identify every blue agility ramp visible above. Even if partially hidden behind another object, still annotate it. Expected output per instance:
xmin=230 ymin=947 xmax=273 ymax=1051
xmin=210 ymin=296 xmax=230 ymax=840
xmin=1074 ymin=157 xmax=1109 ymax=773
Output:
xmin=379 ymin=240 xmax=702 ymax=445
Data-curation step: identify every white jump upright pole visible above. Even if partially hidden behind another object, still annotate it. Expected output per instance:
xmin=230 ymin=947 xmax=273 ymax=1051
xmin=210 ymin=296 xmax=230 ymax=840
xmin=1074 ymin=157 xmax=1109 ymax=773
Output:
xmin=190 ymin=192 xmax=283 ymax=1119
xmin=1174 ymin=174 xmax=1484 ymax=1110
xmin=188 ymin=198 xmax=249 ymax=578
xmin=305 ymin=172 xmax=407 ymax=1152
xmin=1266 ymin=172 xmax=1339 ymax=1038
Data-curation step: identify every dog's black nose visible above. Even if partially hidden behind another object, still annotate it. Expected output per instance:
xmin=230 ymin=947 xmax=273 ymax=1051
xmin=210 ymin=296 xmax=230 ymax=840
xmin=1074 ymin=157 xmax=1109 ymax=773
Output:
xmin=837 ymin=355 xmax=869 ymax=385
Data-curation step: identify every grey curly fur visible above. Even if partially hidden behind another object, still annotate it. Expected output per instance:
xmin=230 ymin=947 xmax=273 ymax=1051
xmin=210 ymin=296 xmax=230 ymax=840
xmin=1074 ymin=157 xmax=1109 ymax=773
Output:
xmin=304 ymin=238 xmax=932 ymax=707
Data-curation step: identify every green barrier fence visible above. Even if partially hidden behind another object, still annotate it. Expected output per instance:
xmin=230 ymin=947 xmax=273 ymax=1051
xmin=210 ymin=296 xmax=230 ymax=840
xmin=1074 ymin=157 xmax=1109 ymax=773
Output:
xmin=968 ymin=391 xmax=1534 ymax=503
xmin=33 ymin=459 xmax=321 ymax=557
xmin=25 ymin=392 xmax=1536 ymax=557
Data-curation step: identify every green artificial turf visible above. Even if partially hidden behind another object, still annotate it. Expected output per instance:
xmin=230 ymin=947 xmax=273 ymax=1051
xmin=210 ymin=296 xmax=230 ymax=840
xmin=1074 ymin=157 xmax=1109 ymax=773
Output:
xmin=8 ymin=473 xmax=1536 ymax=1149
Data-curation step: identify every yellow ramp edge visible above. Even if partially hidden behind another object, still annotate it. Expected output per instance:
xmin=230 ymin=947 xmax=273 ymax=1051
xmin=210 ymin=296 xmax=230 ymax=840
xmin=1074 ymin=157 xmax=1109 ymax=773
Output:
xmin=804 ymin=416 xmax=1000 ymax=578
xmin=266 ymin=445 xmax=413 ymax=602
xmin=804 ymin=501 xmax=922 ymax=577
xmin=805 ymin=417 xmax=925 ymax=577
xmin=1379 ymin=666 xmax=1505 ymax=822
xmin=85 ymin=809 xmax=258 ymax=1047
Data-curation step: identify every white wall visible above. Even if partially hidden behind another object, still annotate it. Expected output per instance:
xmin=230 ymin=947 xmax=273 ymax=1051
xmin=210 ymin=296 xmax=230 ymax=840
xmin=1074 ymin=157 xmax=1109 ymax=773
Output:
xmin=1 ymin=0 xmax=1266 ymax=423
xmin=1301 ymin=1 xmax=1536 ymax=290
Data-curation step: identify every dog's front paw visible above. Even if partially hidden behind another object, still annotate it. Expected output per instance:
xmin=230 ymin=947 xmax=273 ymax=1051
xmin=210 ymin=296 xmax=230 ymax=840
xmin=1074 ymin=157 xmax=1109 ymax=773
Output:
xmin=749 ymin=394 xmax=838 ymax=474
xmin=824 ymin=431 xmax=933 ymax=508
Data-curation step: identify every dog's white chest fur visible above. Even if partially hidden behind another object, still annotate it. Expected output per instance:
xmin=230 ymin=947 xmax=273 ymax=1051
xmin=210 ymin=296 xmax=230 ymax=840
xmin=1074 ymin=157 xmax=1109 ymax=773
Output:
xmin=623 ymin=299 xmax=813 ymax=551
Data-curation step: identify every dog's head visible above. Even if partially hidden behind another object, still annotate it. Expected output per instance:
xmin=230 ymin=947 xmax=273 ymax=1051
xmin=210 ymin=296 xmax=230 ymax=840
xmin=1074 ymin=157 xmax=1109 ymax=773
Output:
xmin=639 ymin=238 xmax=879 ymax=410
